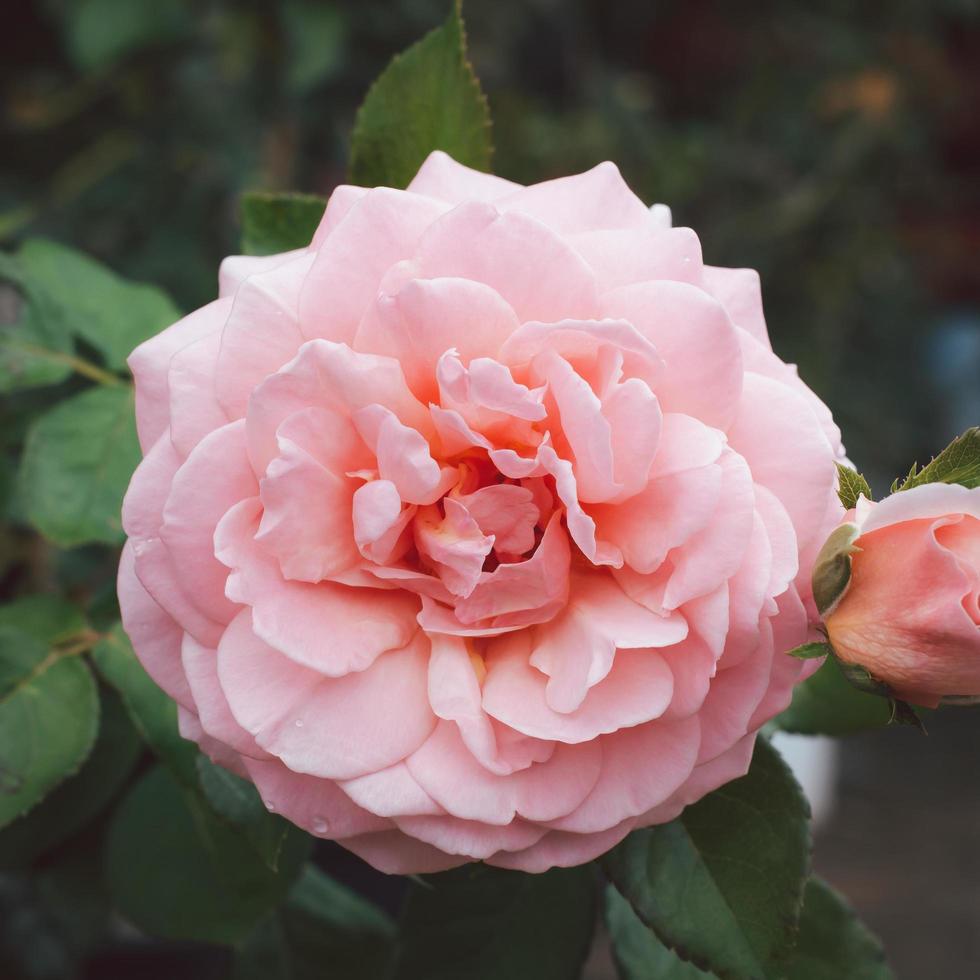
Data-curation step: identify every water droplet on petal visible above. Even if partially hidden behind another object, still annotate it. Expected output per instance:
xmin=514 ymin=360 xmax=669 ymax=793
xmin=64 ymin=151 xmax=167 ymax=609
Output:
xmin=265 ymin=800 xmax=276 ymax=812
xmin=312 ymin=816 xmax=329 ymax=834
xmin=294 ymin=719 xmax=304 ymax=728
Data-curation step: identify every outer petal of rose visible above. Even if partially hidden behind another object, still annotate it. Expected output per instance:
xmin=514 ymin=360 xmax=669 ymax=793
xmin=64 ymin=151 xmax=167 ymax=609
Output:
xmin=664 ymin=451 xmax=756 ymax=609
xmin=658 ymin=636 xmax=721 ymax=720
xmin=496 ymin=162 xmax=650 ymax=234
xmin=159 ymin=420 xmax=255 ymax=626
xmin=180 ymin=634 xmax=270 ymax=759
xmin=340 ymin=762 xmax=444 ymax=818
xmin=727 ymin=372 xmax=836 ymax=552
xmin=216 ymin=497 xmax=419 ymax=676
xmin=406 ymin=150 xmax=522 ymax=203
xmin=122 ymin=434 xmax=180 ymax=542
xmin=167 ymin=329 xmax=229 ymax=458
xmin=246 ymin=339 xmax=431 ymax=476
xmin=719 ymin=513 xmax=774 ymax=670
xmin=298 ymin=188 xmax=449 ymax=343
xmin=451 ymin=512 xmax=571 ymax=626
xmin=486 ymin=819 xmax=635 ymax=873
xmin=393 ymin=815 xmax=547 ymax=860
xmin=591 ymin=463 xmax=723 ymax=575
xmin=483 ymin=631 xmax=675 ymax=743
xmin=178 ymin=709 xmax=250 ymax=777
xmin=701 ymin=266 xmax=771 ymax=349
xmin=454 ymin=484 xmax=539 ymax=555
xmin=218 ymin=249 xmax=305 ymax=296
xmin=217 ymin=609 xmax=435 ymax=779
xmin=567 ymin=226 xmax=703 ymax=293
xmin=639 ymin=732 xmax=756 ymax=826
xmin=695 ymin=619 xmax=774 ymax=764
xmin=241 ymin=757 xmax=391 ymax=838
xmin=215 ymin=251 xmax=314 ymax=418
xmin=336 ymin=830 xmax=469 ymax=874
xmin=601 ymin=280 xmax=743 ymax=430
xmin=353 ymin=405 xmax=455 ymax=506
xmin=128 ymin=298 xmax=231 ymax=452
xmin=416 ymin=201 xmax=601 ymax=323
xmin=407 ymin=720 xmax=602 ymax=825
xmin=546 ymin=715 xmax=701 ymax=834
xmin=857 ymin=482 xmax=980 ymax=534
xmin=528 ymin=572 xmax=688 ymax=713
xmin=753 ymin=483 xmax=800 ymax=598
xmin=117 ymin=540 xmax=193 ymax=708
xmin=309 ymin=186 xmax=370 ymax=248
xmin=354 ymin=277 xmax=521 ymax=403
xmin=748 ymin=587 xmax=810 ymax=728
xmin=737 ymin=329 xmax=843 ymax=459
xmin=256 ymin=407 xmax=372 ymax=582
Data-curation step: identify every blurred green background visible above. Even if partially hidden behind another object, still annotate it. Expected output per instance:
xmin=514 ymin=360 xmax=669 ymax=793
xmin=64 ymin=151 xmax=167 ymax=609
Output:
xmin=2 ymin=2 xmax=979 ymax=978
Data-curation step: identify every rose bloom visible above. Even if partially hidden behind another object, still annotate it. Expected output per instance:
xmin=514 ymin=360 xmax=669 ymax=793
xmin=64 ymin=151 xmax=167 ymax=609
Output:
xmin=826 ymin=483 xmax=980 ymax=707
xmin=120 ymin=152 xmax=844 ymax=873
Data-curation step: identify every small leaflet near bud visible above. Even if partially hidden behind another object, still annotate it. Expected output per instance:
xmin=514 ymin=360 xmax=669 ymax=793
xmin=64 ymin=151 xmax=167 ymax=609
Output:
xmin=835 ymin=463 xmax=873 ymax=510
xmin=787 ymin=641 xmax=832 ymax=660
xmin=889 ymin=699 xmax=927 ymax=734
xmin=837 ymin=659 xmax=892 ymax=697
xmin=811 ymin=522 xmax=860 ymax=617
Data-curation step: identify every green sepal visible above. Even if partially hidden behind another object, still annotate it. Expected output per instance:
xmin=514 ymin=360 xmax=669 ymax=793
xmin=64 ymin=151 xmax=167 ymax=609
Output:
xmin=811 ymin=522 xmax=860 ymax=617
xmin=787 ymin=641 xmax=832 ymax=661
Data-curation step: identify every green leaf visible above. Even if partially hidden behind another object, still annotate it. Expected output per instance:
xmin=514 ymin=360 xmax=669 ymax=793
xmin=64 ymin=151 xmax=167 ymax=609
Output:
xmin=0 ymin=594 xmax=87 ymax=645
xmin=605 ymin=886 xmax=713 ymax=979
xmin=349 ymin=0 xmax=492 ymax=189
xmin=394 ymin=863 xmax=596 ymax=979
xmin=783 ymin=877 xmax=893 ymax=979
xmin=92 ymin=623 xmax=199 ymax=787
xmin=603 ymin=738 xmax=810 ymax=980
xmin=0 ymin=251 xmax=74 ymax=393
xmin=0 ymin=626 xmax=99 ymax=829
xmin=61 ymin=0 xmax=190 ymax=72
xmin=786 ymin=642 xmax=831 ymax=661
xmin=16 ymin=239 xmax=179 ymax=370
xmin=107 ymin=765 xmax=311 ymax=945
xmin=894 ymin=427 xmax=980 ymax=492
xmin=240 ymin=192 xmax=328 ymax=256
xmin=18 ymin=385 xmax=140 ymax=547
xmin=0 ymin=683 xmax=140 ymax=870
xmin=235 ymin=866 xmax=397 ymax=980
xmin=774 ymin=654 xmax=892 ymax=736
xmin=196 ymin=754 xmax=290 ymax=872
xmin=835 ymin=463 xmax=873 ymax=509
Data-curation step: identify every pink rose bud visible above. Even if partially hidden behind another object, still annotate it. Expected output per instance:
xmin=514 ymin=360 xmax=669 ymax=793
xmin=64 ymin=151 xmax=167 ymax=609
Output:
xmin=822 ymin=484 xmax=980 ymax=706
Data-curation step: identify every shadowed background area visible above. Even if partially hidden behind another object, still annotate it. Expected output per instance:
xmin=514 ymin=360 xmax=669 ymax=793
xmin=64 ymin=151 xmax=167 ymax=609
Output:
xmin=1 ymin=1 xmax=978 ymax=977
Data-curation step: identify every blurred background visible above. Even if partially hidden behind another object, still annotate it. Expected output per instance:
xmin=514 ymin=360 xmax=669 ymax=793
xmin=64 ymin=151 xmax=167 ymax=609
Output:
xmin=1 ymin=1 xmax=978 ymax=977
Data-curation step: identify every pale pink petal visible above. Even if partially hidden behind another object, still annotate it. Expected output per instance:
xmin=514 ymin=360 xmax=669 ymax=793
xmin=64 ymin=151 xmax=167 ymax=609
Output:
xmin=117 ymin=540 xmax=193 ymax=708
xmin=601 ymin=280 xmax=743 ymax=429
xmin=217 ymin=610 xmax=435 ymax=780
xmin=568 ymin=226 xmax=703 ymax=292
xmin=352 ymin=404 xmax=455 ymax=505
xmin=299 ymin=187 xmax=449 ymax=344
xmin=215 ymin=251 xmax=314 ymax=418
xmin=406 ymin=720 xmax=602 ymax=825
xmin=701 ymin=266 xmax=770 ymax=349
xmin=242 ymin=757 xmax=391 ymax=838
xmin=354 ymin=277 xmax=521 ymax=403
xmin=857 ymin=482 xmax=980 ymax=534
xmin=310 ymin=185 xmax=369 ymax=247
xmin=246 ymin=340 xmax=430 ymax=476
xmin=167 ymin=329 xmax=229 ymax=458
xmin=453 ymin=484 xmax=539 ymax=556
xmin=159 ymin=420 xmax=255 ymax=626
xmin=218 ymin=249 xmax=306 ymax=297
xmin=482 ymin=631 xmax=676 ymax=744
xmin=128 ymin=298 xmax=231 ymax=452
xmin=406 ymin=150 xmax=522 ymax=203
xmin=497 ymin=162 xmax=649 ymax=234
xmin=416 ymin=201 xmax=601 ymax=323
xmin=415 ymin=499 xmax=493 ymax=597
xmin=546 ymin=715 xmax=701 ymax=833
xmin=393 ymin=815 xmax=547 ymax=860
xmin=753 ymin=483 xmax=800 ymax=598
xmin=486 ymin=819 xmax=635 ymax=872
xmin=217 ymin=497 xmax=420 ymax=675
xmin=649 ymin=413 xmax=726 ymax=479
xmin=727 ymin=372 xmax=836 ymax=551
xmin=339 ymin=762 xmax=444 ymax=818
xmin=337 ymin=830 xmax=468 ymax=874
xmin=121 ymin=434 xmax=181 ymax=542
xmin=602 ymin=377 xmax=663 ymax=502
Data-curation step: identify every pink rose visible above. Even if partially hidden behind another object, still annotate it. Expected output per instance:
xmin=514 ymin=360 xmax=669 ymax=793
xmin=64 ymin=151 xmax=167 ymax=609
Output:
xmin=824 ymin=484 xmax=980 ymax=707
xmin=119 ymin=153 xmax=843 ymax=873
